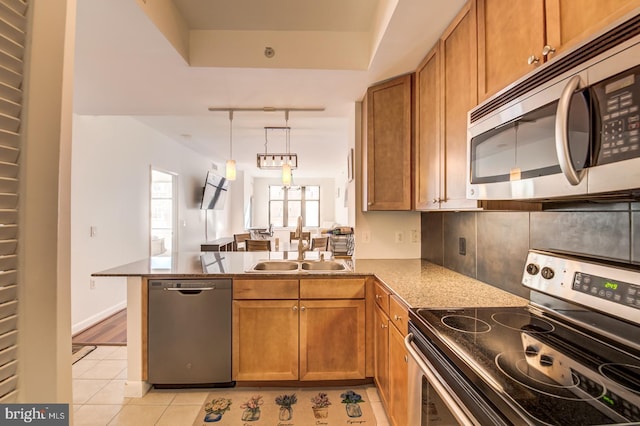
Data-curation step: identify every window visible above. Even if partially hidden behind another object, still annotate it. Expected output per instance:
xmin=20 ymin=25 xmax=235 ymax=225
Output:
xmin=269 ymin=185 xmax=320 ymax=227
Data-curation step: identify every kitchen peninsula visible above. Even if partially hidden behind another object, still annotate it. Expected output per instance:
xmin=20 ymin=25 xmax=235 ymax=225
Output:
xmin=93 ymin=251 xmax=526 ymax=398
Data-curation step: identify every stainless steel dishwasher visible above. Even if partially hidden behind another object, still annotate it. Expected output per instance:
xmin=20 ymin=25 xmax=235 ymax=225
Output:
xmin=148 ymin=279 xmax=234 ymax=387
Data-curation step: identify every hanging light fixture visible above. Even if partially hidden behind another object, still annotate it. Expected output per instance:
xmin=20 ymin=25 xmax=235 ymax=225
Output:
xmin=225 ymin=111 xmax=236 ymax=181
xmin=256 ymin=126 xmax=298 ymax=170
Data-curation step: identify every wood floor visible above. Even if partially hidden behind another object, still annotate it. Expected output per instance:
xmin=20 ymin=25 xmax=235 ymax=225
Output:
xmin=72 ymin=309 xmax=127 ymax=346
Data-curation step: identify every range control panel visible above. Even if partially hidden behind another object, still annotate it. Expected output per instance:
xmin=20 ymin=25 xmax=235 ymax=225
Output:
xmin=522 ymin=250 xmax=640 ymax=325
xmin=572 ymin=272 xmax=639 ymax=309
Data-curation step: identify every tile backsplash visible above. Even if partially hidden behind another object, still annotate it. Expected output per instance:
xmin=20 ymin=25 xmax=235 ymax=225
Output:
xmin=421 ymin=202 xmax=640 ymax=299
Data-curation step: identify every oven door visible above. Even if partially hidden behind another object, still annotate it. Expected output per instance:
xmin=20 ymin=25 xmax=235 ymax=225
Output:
xmin=405 ymin=325 xmax=511 ymax=426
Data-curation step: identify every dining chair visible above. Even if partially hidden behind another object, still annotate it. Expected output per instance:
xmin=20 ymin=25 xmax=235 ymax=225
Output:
xmin=311 ymin=236 xmax=328 ymax=251
xmin=245 ymin=239 xmax=272 ymax=251
xmin=233 ymin=232 xmax=251 ymax=251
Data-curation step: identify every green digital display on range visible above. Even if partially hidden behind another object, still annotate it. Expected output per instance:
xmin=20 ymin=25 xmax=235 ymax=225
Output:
xmin=574 ymin=272 xmax=640 ymax=309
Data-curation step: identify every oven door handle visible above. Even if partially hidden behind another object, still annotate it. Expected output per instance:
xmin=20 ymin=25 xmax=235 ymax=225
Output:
xmin=405 ymin=333 xmax=476 ymax=425
xmin=555 ymin=74 xmax=586 ymax=186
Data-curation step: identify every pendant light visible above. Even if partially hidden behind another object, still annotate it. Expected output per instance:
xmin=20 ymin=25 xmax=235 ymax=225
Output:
xmin=281 ymin=110 xmax=292 ymax=185
xmin=225 ymin=110 xmax=236 ymax=181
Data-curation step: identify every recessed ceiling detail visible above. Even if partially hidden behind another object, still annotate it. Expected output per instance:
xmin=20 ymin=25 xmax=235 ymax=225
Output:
xmin=135 ymin=0 xmax=395 ymax=70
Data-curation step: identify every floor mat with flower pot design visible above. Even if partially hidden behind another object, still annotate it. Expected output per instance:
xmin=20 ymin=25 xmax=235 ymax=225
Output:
xmin=193 ymin=387 xmax=376 ymax=425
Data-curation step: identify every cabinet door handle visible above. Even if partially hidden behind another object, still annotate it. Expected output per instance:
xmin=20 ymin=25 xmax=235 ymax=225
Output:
xmin=394 ymin=315 xmax=402 ymax=321
xmin=300 ymin=306 xmax=306 ymax=312
xmin=542 ymin=45 xmax=555 ymax=56
xmin=381 ymin=323 xmax=388 ymax=329
xmin=527 ymin=55 xmax=539 ymax=65
xmin=404 ymin=355 xmax=408 ymax=363
xmin=292 ymin=306 xmax=298 ymax=312
xmin=432 ymin=198 xmax=440 ymax=204
xmin=375 ymin=294 xmax=381 ymax=300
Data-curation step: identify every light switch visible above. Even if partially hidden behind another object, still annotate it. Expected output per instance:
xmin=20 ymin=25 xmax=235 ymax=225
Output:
xmin=90 ymin=226 xmax=97 ymax=237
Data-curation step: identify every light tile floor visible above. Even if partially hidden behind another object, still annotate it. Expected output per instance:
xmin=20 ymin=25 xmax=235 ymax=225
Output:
xmin=72 ymin=345 xmax=390 ymax=425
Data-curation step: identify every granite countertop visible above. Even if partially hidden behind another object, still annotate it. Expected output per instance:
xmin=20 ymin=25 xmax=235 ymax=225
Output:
xmin=94 ymin=252 xmax=527 ymax=309
xmin=353 ymin=259 xmax=527 ymax=308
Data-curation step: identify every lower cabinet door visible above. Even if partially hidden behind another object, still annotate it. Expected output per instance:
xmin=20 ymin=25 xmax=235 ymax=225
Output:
xmin=374 ymin=304 xmax=390 ymax=406
xmin=299 ymin=299 xmax=366 ymax=380
xmin=232 ymin=300 xmax=299 ymax=381
xmin=389 ymin=324 xmax=409 ymax=426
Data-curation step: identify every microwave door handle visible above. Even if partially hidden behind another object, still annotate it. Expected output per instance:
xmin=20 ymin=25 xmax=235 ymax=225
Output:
xmin=405 ymin=333 xmax=476 ymax=425
xmin=555 ymin=75 xmax=586 ymax=186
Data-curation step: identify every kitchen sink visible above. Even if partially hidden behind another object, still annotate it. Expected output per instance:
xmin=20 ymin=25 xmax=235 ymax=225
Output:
xmin=251 ymin=261 xmax=299 ymax=271
xmin=300 ymin=261 xmax=346 ymax=271
xmin=247 ymin=259 xmax=350 ymax=273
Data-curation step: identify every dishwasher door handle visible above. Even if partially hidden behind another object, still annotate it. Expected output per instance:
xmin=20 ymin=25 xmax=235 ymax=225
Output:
xmin=163 ymin=286 xmax=216 ymax=292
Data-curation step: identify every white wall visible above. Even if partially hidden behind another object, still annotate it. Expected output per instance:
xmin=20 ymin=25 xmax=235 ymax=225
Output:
xmin=71 ymin=115 xmax=231 ymax=332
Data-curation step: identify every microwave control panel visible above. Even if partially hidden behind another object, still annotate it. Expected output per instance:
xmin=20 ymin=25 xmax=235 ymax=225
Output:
xmin=595 ymin=64 xmax=640 ymax=165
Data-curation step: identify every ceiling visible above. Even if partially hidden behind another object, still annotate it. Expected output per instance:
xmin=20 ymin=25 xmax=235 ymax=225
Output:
xmin=73 ymin=0 xmax=465 ymax=179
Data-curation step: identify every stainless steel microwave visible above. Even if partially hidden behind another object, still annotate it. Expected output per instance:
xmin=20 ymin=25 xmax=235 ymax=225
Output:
xmin=467 ymin=11 xmax=640 ymax=201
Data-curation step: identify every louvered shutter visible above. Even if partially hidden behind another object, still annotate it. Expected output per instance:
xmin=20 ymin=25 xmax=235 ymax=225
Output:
xmin=0 ymin=0 xmax=25 ymax=403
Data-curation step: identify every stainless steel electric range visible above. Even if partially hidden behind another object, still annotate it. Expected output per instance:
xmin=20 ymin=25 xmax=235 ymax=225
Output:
xmin=406 ymin=249 xmax=640 ymax=425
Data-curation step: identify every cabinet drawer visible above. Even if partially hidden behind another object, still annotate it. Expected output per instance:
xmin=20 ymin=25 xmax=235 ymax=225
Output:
xmin=233 ymin=279 xmax=298 ymax=300
xmin=373 ymin=281 xmax=390 ymax=314
xmin=389 ymin=295 xmax=408 ymax=336
xmin=300 ymin=278 xmax=365 ymax=299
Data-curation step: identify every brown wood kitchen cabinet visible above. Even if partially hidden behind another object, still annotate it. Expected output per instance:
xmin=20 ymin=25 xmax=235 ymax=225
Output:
xmin=388 ymin=296 xmax=409 ymax=426
xmin=232 ymin=279 xmax=299 ymax=381
xmin=374 ymin=304 xmax=390 ymax=407
xmin=232 ymin=277 xmax=366 ymax=382
xmin=362 ymin=73 xmax=413 ymax=211
xmin=414 ymin=1 xmax=478 ymax=210
xmin=373 ymin=280 xmax=409 ymax=426
xmin=299 ymin=278 xmax=366 ymax=380
xmin=478 ymin=0 xmax=640 ymax=101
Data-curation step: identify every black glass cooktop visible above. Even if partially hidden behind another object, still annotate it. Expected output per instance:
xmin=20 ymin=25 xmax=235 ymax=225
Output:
xmin=410 ymin=306 xmax=640 ymax=425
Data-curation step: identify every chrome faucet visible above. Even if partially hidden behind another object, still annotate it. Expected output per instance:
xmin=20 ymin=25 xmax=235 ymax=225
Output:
xmin=296 ymin=216 xmax=308 ymax=261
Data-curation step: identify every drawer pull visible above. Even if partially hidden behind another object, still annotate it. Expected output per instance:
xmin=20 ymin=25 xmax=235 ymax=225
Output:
xmin=394 ymin=315 xmax=402 ymax=321
xmin=381 ymin=323 xmax=388 ymax=329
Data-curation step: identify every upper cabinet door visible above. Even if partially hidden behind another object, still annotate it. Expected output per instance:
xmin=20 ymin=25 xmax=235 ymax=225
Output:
xmin=477 ymin=0 xmax=546 ymax=102
xmin=545 ymin=0 xmax=640 ymax=57
xmin=479 ymin=0 xmax=640 ymax=101
xmin=414 ymin=45 xmax=441 ymax=211
xmin=363 ymin=74 xmax=413 ymax=211
xmin=441 ymin=1 xmax=479 ymax=210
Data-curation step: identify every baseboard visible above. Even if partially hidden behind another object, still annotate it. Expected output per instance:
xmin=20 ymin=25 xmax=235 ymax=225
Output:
xmin=72 ymin=300 xmax=127 ymax=335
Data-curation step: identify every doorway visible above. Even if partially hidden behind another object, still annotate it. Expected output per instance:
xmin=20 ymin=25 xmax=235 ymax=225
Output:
xmin=150 ymin=169 xmax=178 ymax=256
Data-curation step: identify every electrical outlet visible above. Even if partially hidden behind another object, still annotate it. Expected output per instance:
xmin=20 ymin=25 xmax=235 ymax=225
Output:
xmin=395 ymin=231 xmax=404 ymax=243
xmin=90 ymin=279 xmax=96 ymax=290
xmin=90 ymin=226 xmax=97 ymax=237
xmin=362 ymin=231 xmax=370 ymax=243
xmin=411 ymin=229 xmax=419 ymax=243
